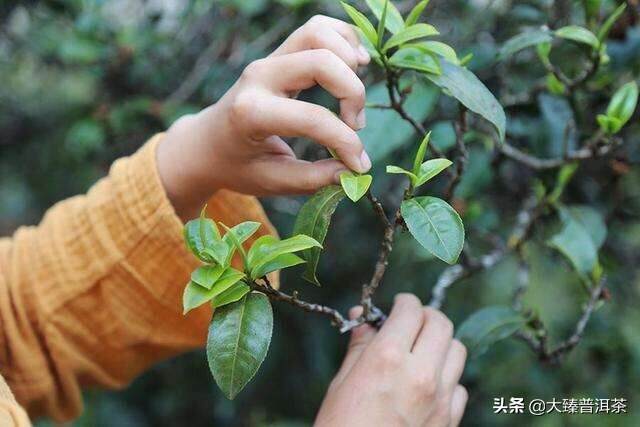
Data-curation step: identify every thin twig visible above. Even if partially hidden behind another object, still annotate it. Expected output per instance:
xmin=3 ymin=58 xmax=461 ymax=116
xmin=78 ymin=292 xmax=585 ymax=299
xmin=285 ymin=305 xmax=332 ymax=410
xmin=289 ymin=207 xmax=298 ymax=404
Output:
xmin=499 ymin=138 xmax=616 ymax=170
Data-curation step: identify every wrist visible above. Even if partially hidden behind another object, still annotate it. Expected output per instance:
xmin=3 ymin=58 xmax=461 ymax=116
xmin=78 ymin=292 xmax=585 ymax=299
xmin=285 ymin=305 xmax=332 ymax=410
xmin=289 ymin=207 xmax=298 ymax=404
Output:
xmin=157 ymin=108 xmax=224 ymax=221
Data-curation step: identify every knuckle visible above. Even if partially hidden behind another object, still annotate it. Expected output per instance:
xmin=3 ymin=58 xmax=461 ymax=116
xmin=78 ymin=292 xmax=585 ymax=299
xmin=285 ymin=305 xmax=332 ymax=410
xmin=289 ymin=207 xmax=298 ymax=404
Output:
xmin=426 ymin=308 xmax=454 ymax=336
xmin=452 ymin=339 xmax=467 ymax=361
xmin=312 ymin=48 xmax=338 ymax=65
xmin=241 ymin=59 xmax=266 ymax=80
xmin=376 ymin=343 xmax=403 ymax=368
xmin=229 ymin=92 xmax=256 ymax=125
xmin=307 ymin=14 xmax=327 ymax=26
xmin=395 ymin=293 xmax=422 ymax=310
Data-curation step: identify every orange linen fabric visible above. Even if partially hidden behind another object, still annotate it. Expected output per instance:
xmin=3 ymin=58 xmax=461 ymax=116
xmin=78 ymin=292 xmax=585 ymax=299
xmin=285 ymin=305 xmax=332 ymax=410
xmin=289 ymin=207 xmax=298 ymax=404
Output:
xmin=0 ymin=134 xmax=277 ymax=425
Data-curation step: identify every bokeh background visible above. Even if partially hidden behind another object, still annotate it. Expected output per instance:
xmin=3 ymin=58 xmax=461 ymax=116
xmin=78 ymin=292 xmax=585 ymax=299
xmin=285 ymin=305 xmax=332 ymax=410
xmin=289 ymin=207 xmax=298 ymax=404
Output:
xmin=2 ymin=0 xmax=640 ymax=426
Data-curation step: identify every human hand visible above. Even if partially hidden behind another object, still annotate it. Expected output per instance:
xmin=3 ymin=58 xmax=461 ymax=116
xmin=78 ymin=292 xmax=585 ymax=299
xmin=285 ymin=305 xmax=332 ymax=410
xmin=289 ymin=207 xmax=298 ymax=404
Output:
xmin=157 ymin=16 xmax=371 ymax=220
xmin=315 ymin=294 xmax=468 ymax=427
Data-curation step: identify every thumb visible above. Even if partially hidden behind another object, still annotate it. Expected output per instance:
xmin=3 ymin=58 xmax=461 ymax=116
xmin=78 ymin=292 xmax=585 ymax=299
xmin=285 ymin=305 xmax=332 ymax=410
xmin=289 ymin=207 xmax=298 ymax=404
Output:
xmin=333 ymin=306 xmax=377 ymax=384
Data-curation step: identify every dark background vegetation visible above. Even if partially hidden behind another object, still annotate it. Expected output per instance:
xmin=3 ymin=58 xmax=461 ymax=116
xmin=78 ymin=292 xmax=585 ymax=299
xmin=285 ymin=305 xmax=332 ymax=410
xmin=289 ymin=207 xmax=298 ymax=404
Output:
xmin=1 ymin=0 xmax=639 ymax=425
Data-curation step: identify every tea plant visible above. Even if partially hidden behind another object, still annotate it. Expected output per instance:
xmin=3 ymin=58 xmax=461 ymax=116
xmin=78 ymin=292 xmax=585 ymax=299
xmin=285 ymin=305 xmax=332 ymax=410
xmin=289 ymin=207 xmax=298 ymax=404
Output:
xmin=182 ymin=0 xmax=637 ymax=399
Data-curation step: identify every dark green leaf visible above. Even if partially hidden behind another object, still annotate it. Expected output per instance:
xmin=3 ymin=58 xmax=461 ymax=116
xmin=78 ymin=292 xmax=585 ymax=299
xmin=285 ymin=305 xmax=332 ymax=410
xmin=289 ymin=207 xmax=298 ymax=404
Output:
xmin=456 ymin=306 xmax=526 ymax=357
xmin=292 ymin=186 xmax=346 ymax=285
xmin=340 ymin=171 xmax=373 ymax=202
xmin=498 ymin=29 xmax=552 ymax=60
xmin=365 ymin=0 xmax=404 ymax=34
xmin=251 ymin=253 xmax=305 ymax=280
xmin=401 ymin=196 xmax=465 ymax=264
xmin=207 ymin=293 xmax=273 ymax=399
xmin=361 ymin=81 xmax=439 ymax=161
xmin=425 ymin=60 xmax=506 ymax=141
xmin=383 ymin=23 xmax=439 ymax=52
xmin=565 ymin=205 xmax=607 ymax=249
xmin=405 ymin=0 xmax=430 ymax=26
xmin=548 ymin=214 xmax=598 ymax=276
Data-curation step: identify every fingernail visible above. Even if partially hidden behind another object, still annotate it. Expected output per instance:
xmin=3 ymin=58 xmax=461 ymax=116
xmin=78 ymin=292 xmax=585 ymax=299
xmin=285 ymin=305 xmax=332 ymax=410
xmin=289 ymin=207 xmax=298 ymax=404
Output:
xmin=358 ymin=45 xmax=371 ymax=63
xmin=360 ymin=150 xmax=372 ymax=171
xmin=356 ymin=109 xmax=366 ymax=130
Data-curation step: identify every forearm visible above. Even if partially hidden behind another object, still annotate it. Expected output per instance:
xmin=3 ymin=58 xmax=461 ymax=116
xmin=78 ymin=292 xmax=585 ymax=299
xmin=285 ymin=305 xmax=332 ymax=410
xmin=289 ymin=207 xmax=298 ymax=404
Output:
xmin=0 ymin=135 xmax=276 ymax=421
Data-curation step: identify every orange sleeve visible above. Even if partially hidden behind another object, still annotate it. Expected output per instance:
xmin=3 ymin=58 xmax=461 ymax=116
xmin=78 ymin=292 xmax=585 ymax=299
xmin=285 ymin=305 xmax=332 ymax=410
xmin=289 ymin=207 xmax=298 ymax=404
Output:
xmin=0 ymin=134 xmax=277 ymax=423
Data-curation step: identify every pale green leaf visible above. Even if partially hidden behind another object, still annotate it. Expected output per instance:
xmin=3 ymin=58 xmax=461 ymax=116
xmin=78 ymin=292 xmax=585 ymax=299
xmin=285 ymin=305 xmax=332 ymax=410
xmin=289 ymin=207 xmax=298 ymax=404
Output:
xmin=207 ymin=293 xmax=273 ymax=399
xmin=408 ymin=41 xmax=459 ymax=64
xmin=401 ymin=196 xmax=465 ymax=264
xmin=425 ymin=60 xmax=506 ymax=141
xmin=211 ymin=282 xmax=251 ymax=308
xmin=183 ymin=268 xmax=245 ymax=314
xmin=292 ymin=185 xmax=346 ymax=286
xmin=191 ymin=265 xmax=225 ymax=290
xmin=555 ymin=25 xmax=599 ymax=48
xmin=223 ymin=221 xmax=261 ymax=246
xmin=498 ymin=30 xmax=552 ymax=60
xmin=405 ymin=0 xmax=430 ymax=26
xmin=248 ymin=235 xmax=321 ymax=275
xmin=415 ymin=158 xmax=453 ymax=186
xmin=365 ymin=0 xmax=404 ymax=34
xmin=386 ymin=165 xmax=417 ymax=183
xmin=606 ymin=81 xmax=638 ymax=126
xmin=383 ymin=23 xmax=439 ymax=52
xmin=184 ymin=218 xmax=220 ymax=262
xmin=389 ymin=47 xmax=441 ymax=74
xmin=413 ymin=131 xmax=431 ymax=175
xmin=564 ymin=205 xmax=607 ymax=249
xmin=597 ymin=3 xmax=627 ymax=42
xmin=251 ymin=253 xmax=305 ymax=280
xmin=340 ymin=171 xmax=373 ymax=202
xmin=341 ymin=2 xmax=378 ymax=46
xmin=456 ymin=306 xmax=526 ymax=357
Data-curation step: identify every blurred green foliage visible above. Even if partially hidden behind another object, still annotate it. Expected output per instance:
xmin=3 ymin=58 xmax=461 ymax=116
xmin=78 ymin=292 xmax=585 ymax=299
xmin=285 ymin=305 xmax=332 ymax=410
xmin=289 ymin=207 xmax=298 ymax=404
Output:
xmin=2 ymin=0 xmax=640 ymax=426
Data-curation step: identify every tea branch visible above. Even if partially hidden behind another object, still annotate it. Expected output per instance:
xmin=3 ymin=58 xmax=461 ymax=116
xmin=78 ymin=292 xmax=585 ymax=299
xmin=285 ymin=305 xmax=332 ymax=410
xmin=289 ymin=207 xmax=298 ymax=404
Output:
xmin=516 ymin=277 xmax=607 ymax=364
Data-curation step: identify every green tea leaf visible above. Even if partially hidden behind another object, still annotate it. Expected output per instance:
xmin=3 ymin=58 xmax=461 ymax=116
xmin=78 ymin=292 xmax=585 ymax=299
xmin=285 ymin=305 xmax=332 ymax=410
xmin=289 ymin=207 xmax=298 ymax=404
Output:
xmin=456 ymin=306 xmax=526 ymax=358
xmin=555 ymin=25 xmax=599 ymax=48
xmin=386 ymin=165 xmax=417 ymax=183
xmin=606 ymin=81 xmax=638 ymax=126
xmin=405 ymin=0 xmax=430 ymax=26
xmin=201 ymin=240 xmax=232 ymax=266
xmin=223 ymin=221 xmax=261 ymax=246
xmin=425 ymin=60 xmax=506 ymax=141
xmin=365 ymin=0 xmax=404 ymax=34
xmin=191 ymin=265 xmax=225 ymax=290
xmin=408 ymin=41 xmax=459 ymax=64
xmin=401 ymin=196 xmax=465 ymax=264
xmin=597 ymin=114 xmax=623 ymax=134
xmin=292 ymin=185 xmax=346 ymax=285
xmin=413 ymin=131 xmax=431 ymax=174
xmin=341 ymin=2 xmax=378 ymax=47
xmin=207 ymin=293 xmax=273 ymax=399
xmin=248 ymin=235 xmax=321 ymax=275
xmin=548 ymin=214 xmax=598 ymax=276
xmin=211 ymin=282 xmax=251 ymax=308
xmin=340 ymin=171 xmax=373 ymax=202
xmin=251 ymin=253 xmax=306 ymax=280
xmin=376 ymin=0 xmax=388 ymax=49
xmin=498 ymin=29 xmax=552 ymax=60
xmin=415 ymin=158 xmax=453 ymax=187
xmin=184 ymin=218 xmax=220 ymax=262
xmin=597 ymin=3 xmax=627 ymax=42
xmin=383 ymin=23 xmax=439 ymax=52
xmin=183 ymin=268 xmax=244 ymax=314
xmin=389 ymin=47 xmax=441 ymax=74
xmin=564 ymin=205 xmax=607 ymax=249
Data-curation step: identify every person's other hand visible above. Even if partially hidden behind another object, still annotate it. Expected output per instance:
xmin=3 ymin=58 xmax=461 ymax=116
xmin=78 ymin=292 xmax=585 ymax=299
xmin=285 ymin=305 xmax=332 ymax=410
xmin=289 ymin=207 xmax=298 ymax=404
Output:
xmin=315 ymin=294 xmax=468 ymax=427
xmin=157 ymin=16 xmax=371 ymax=220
